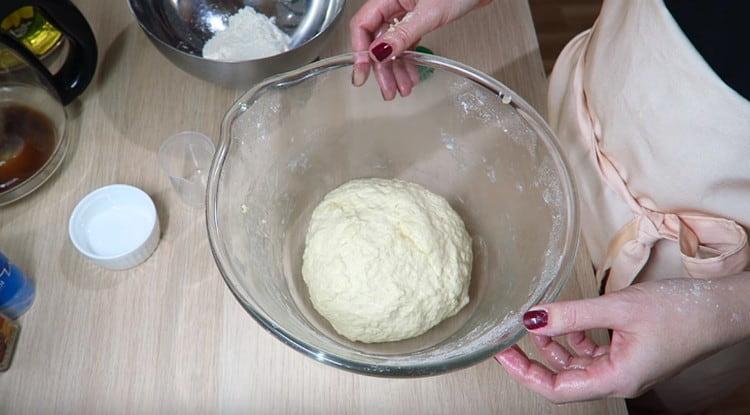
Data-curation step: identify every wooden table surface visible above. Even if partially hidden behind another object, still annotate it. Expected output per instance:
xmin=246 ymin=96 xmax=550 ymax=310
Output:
xmin=0 ymin=0 xmax=627 ymax=413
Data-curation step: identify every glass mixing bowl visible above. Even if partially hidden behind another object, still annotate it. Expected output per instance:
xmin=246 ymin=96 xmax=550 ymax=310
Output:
xmin=206 ymin=52 xmax=579 ymax=376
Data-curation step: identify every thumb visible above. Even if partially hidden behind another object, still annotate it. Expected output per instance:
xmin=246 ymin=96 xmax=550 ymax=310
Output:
xmin=369 ymin=8 xmax=441 ymax=61
xmin=522 ymin=294 xmax=629 ymax=336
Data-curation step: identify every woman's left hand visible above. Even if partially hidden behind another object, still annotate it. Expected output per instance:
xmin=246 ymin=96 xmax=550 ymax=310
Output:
xmin=495 ymin=277 xmax=750 ymax=403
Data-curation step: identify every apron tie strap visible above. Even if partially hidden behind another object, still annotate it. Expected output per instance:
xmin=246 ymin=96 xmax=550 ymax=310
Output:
xmin=596 ymin=212 xmax=750 ymax=292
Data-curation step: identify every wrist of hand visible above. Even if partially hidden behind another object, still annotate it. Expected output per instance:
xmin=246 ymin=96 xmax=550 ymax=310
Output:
xmin=701 ymin=274 xmax=750 ymax=348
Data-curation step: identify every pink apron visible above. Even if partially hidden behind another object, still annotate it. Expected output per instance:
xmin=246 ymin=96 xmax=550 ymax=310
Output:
xmin=547 ymin=0 xmax=750 ymax=411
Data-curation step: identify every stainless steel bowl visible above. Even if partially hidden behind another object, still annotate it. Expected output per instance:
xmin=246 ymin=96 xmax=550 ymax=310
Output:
xmin=128 ymin=0 xmax=345 ymax=88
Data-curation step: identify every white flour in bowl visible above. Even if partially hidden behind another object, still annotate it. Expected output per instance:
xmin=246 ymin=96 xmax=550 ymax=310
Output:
xmin=202 ymin=6 xmax=290 ymax=61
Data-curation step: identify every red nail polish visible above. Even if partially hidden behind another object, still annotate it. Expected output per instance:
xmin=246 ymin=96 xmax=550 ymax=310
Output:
xmin=523 ymin=309 xmax=548 ymax=330
xmin=372 ymin=43 xmax=393 ymax=61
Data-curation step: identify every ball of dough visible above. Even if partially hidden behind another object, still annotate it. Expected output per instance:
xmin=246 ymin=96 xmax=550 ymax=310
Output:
xmin=302 ymin=178 xmax=473 ymax=343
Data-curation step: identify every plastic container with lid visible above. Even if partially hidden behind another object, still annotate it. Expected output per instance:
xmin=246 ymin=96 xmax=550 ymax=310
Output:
xmin=0 ymin=251 xmax=35 ymax=319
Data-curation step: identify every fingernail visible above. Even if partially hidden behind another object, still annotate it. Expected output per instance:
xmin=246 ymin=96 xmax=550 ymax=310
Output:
xmin=372 ymin=42 xmax=393 ymax=61
xmin=522 ymin=309 xmax=548 ymax=330
xmin=352 ymin=69 xmax=366 ymax=86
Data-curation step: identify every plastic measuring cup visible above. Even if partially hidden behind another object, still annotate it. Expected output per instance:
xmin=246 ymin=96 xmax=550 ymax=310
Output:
xmin=158 ymin=131 xmax=215 ymax=208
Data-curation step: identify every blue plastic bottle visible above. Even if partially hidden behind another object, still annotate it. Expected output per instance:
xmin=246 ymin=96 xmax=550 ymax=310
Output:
xmin=0 ymin=251 xmax=35 ymax=319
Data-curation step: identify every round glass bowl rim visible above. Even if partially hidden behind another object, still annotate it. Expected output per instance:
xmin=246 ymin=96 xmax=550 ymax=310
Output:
xmin=0 ymin=82 xmax=68 ymax=206
xmin=206 ymin=51 xmax=580 ymax=377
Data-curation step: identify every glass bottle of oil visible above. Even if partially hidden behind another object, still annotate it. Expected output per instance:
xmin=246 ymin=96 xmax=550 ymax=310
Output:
xmin=0 ymin=7 xmax=62 ymax=69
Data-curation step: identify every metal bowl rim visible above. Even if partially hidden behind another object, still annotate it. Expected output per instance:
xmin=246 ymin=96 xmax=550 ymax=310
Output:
xmin=126 ymin=0 xmax=346 ymax=64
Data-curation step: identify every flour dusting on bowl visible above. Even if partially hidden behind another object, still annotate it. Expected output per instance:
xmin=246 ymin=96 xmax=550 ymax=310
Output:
xmin=207 ymin=52 xmax=579 ymax=376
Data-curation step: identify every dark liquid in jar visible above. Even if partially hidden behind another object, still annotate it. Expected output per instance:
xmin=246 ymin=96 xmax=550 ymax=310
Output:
xmin=0 ymin=104 xmax=56 ymax=192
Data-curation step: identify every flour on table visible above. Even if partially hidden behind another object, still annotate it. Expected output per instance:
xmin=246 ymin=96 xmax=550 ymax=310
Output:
xmin=302 ymin=178 xmax=473 ymax=343
xmin=202 ymin=6 xmax=290 ymax=61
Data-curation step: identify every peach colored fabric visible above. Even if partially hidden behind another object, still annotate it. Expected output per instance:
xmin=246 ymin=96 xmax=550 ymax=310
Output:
xmin=547 ymin=0 xmax=750 ymax=411
xmin=548 ymin=1 xmax=750 ymax=292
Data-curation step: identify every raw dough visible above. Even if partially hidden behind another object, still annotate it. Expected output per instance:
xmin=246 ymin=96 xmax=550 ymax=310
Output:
xmin=302 ymin=178 xmax=472 ymax=343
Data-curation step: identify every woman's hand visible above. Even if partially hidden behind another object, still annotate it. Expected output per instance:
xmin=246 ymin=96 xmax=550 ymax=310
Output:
xmin=349 ymin=0 xmax=492 ymax=99
xmin=495 ymin=277 xmax=750 ymax=403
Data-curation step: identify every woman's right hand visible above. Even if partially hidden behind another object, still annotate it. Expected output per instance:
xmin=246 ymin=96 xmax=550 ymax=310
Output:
xmin=350 ymin=0 xmax=492 ymax=99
